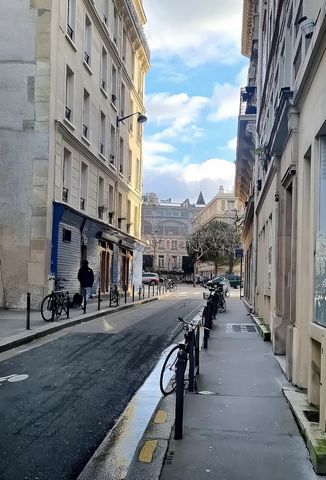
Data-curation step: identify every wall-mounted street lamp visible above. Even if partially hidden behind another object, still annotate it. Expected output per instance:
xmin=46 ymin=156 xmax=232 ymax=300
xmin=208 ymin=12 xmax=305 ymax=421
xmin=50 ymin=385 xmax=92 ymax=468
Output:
xmin=116 ymin=111 xmax=148 ymax=127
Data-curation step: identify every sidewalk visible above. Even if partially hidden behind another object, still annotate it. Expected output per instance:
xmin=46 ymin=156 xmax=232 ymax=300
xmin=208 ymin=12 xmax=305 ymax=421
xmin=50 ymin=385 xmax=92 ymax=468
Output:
xmin=127 ymin=294 xmax=322 ymax=480
xmin=0 ymin=293 xmax=158 ymax=353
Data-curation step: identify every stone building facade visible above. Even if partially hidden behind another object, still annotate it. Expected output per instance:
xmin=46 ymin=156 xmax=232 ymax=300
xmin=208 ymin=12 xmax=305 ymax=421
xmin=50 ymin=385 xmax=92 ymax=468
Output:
xmin=141 ymin=193 xmax=204 ymax=280
xmin=0 ymin=0 xmax=149 ymax=308
xmin=237 ymin=0 xmax=326 ymax=468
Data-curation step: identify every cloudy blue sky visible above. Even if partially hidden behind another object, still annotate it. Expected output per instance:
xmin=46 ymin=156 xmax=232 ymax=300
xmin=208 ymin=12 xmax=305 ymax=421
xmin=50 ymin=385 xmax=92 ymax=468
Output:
xmin=141 ymin=0 xmax=248 ymax=204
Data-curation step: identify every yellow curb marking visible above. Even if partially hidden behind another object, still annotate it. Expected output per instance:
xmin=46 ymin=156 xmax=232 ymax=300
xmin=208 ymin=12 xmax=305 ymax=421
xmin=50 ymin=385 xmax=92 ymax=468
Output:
xmin=154 ymin=410 xmax=167 ymax=424
xmin=138 ymin=440 xmax=158 ymax=463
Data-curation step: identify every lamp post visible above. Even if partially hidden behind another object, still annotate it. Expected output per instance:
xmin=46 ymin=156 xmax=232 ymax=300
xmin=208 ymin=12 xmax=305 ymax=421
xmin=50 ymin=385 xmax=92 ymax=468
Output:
xmin=116 ymin=111 xmax=147 ymax=127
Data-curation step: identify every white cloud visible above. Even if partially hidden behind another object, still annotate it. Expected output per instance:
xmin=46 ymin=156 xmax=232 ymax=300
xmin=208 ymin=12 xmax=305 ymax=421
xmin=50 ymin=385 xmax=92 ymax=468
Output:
xmin=143 ymin=0 xmax=243 ymax=67
xmin=146 ymin=92 xmax=209 ymax=140
xmin=227 ymin=137 xmax=237 ymax=151
xmin=143 ymin=157 xmax=235 ymax=203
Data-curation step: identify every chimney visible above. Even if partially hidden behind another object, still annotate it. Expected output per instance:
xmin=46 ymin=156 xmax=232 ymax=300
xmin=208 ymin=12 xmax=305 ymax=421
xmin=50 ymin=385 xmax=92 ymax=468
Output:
xmin=219 ymin=185 xmax=224 ymax=194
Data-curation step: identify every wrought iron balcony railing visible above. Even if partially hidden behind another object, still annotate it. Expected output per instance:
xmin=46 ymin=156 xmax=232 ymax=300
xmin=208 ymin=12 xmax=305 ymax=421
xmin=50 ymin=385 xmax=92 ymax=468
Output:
xmin=65 ymin=106 xmax=72 ymax=121
xmin=240 ymin=86 xmax=257 ymax=115
xmin=83 ymin=124 xmax=88 ymax=138
xmin=62 ymin=187 xmax=69 ymax=203
xmin=67 ymin=24 xmax=73 ymax=40
xmin=80 ymin=197 xmax=86 ymax=211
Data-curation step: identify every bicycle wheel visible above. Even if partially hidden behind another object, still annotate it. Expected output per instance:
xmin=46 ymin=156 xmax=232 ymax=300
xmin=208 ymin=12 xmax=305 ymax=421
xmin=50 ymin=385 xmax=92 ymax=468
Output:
xmin=217 ymin=297 xmax=226 ymax=312
xmin=171 ymin=283 xmax=177 ymax=292
xmin=160 ymin=345 xmax=179 ymax=395
xmin=41 ymin=295 xmax=55 ymax=322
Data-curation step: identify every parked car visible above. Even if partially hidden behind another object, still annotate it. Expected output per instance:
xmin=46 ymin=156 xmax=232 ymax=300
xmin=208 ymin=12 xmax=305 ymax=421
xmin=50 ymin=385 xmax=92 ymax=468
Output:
xmin=142 ymin=272 xmax=160 ymax=285
xmin=206 ymin=276 xmax=230 ymax=296
xmin=224 ymin=274 xmax=243 ymax=288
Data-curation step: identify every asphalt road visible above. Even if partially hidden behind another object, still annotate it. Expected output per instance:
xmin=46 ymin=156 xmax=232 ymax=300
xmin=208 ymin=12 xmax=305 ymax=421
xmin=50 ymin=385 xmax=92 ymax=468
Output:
xmin=0 ymin=288 xmax=203 ymax=480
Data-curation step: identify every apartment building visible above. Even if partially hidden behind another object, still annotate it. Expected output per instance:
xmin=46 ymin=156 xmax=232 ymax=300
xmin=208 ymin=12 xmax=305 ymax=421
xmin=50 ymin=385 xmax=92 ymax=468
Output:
xmin=0 ymin=0 xmax=150 ymax=308
xmin=237 ymin=0 xmax=326 ymax=468
xmin=141 ymin=193 xmax=204 ymax=280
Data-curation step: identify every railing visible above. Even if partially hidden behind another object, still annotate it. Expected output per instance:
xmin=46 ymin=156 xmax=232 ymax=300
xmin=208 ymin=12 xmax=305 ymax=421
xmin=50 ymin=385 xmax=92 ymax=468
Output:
xmin=65 ymin=106 xmax=72 ymax=121
xmin=80 ymin=197 xmax=85 ymax=210
xmin=62 ymin=187 xmax=69 ymax=203
xmin=99 ymin=143 xmax=104 ymax=155
xmin=101 ymin=79 xmax=106 ymax=91
xmin=240 ymin=86 xmax=257 ymax=115
xmin=67 ymin=24 xmax=73 ymax=39
xmin=84 ymin=51 xmax=90 ymax=65
xmin=82 ymin=124 xmax=88 ymax=137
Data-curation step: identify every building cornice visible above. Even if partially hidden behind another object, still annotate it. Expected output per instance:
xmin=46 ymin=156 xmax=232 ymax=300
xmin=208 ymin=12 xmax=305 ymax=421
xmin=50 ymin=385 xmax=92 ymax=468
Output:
xmin=241 ymin=0 xmax=255 ymax=57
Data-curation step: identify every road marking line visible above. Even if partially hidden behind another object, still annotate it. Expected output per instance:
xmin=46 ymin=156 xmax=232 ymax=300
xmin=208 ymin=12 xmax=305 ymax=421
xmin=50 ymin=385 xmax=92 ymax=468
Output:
xmin=154 ymin=410 xmax=167 ymax=423
xmin=138 ymin=440 xmax=157 ymax=463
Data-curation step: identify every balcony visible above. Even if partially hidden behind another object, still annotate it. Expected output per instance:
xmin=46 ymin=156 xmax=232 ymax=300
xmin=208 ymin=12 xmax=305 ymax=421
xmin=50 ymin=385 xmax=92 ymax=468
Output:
xmin=240 ymin=86 xmax=257 ymax=115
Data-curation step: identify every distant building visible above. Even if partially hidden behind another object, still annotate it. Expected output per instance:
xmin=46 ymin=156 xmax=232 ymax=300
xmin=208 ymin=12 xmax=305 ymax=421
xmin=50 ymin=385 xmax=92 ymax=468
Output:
xmin=141 ymin=193 xmax=205 ymax=279
xmin=193 ymin=186 xmax=244 ymax=278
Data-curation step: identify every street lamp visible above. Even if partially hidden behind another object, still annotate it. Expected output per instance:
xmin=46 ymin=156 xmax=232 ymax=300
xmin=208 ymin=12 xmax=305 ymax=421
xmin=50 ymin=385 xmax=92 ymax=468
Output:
xmin=116 ymin=111 xmax=148 ymax=126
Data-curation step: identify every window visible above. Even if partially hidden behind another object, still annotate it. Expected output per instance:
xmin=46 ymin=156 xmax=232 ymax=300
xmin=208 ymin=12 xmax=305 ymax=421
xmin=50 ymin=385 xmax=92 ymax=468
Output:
xmin=136 ymin=158 xmax=140 ymax=190
xmin=293 ymin=39 xmax=302 ymax=79
xmin=98 ymin=176 xmax=105 ymax=219
xmin=137 ymin=121 xmax=142 ymax=143
xmin=80 ymin=163 xmax=88 ymax=211
xmin=221 ymin=200 xmax=226 ymax=211
xmin=110 ymin=125 xmax=116 ymax=164
xmin=63 ymin=228 xmax=72 ymax=243
xmin=172 ymin=256 xmax=177 ymax=268
xmin=67 ymin=0 xmax=76 ymax=41
xmin=134 ymin=206 xmax=139 ymax=237
xmin=118 ymin=193 xmax=123 ymax=228
xmin=103 ymin=0 xmax=109 ymax=26
xmin=129 ymin=98 xmax=134 ymax=132
xmin=120 ymin=83 xmax=125 ymax=118
xmin=62 ymin=148 xmax=71 ymax=202
xmin=315 ymin=137 xmax=326 ymax=326
xmin=101 ymin=48 xmax=108 ymax=92
xmin=111 ymin=64 xmax=117 ymax=105
xmin=65 ymin=65 xmax=74 ymax=122
xmin=127 ymin=200 xmax=131 ymax=233
xmin=82 ymin=89 xmax=90 ymax=139
xmin=119 ymin=137 xmax=124 ymax=174
xmin=84 ymin=15 xmax=92 ymax=67
xmin=108 ymin=185 xmax=114 ymax=223
xmin=172 ymin=240 xmax=177 ymax=250
xmin=158 ymin=255 xmax=164 ymax=268
xmin=100 ymin=111 xmax=106 ymax=156
xmin=113 ymin=7 xmax=118 ymax=44
xmin=122 ymin=28 xmax=127 ymax=62
xmin=128 ymin=148 xmax=132 ymax=182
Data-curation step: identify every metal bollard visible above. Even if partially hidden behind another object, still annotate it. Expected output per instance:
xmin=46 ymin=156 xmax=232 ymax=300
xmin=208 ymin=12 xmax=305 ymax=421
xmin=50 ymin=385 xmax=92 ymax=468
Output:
xmin=195 ymin=325 xmax=200 ymax=374
xmin=206 ymin=299 xmax=213 ymax=329
xmin=143 ymin=285 xmax=145 ymax=299
xmin=26 ymin=292 xmax=31 ymax=330
xmin=188 ymin=330 xmax=195 ymax=392
xmin=125 ymin=285 xmax=127 ymax=304
xmin=174 ymin=349 xmax=186 ymax=440
xmin=97 ymin=287 xmax=101 ymax=310
xmin=138 ymin=286 xmax=141 ymax=301
xmin=51 ymin=292 xmax=55 ymax=322
xmin=132 ymin=285 xmax=135 ymax=302
xmin=83 ymin=291 xmax=87 ymax=314
xmin=148 ymin=284 xmax=150 ymax=298
xmin=109 ymin=290 xmax=112 ymax=307
xmin=66 ymin=292 xmax=70 ymax=319
xmin=203 ymin=306 xmax=209 ymax=349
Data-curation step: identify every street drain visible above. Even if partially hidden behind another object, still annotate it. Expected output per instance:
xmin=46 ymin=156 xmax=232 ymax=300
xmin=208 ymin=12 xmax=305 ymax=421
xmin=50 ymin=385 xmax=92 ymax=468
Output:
xmin=303 ymin=410 xmax=320 ymax=423
xmin=227 ymin=324 xmax=257 ymax=333
xmin=165 ymin=451 xmax=175 ymax=465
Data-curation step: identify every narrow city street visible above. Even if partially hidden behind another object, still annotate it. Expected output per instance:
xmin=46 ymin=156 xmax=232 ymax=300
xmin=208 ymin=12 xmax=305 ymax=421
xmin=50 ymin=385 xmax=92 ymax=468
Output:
xmin=0 ymin=287 xmax=204 ymax=480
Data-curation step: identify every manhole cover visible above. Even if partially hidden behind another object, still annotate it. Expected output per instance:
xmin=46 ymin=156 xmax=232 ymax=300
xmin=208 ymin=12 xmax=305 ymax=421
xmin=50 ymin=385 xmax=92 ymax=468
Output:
xmin=303 ymin=410 xmax=320 ymax=423
xmin=226 ymin=324 xmax=257 ymax=333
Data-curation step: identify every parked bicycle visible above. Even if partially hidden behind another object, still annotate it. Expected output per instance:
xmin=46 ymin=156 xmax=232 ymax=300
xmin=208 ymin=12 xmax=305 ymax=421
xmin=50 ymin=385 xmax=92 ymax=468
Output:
xmin=160 ymin=316 xmax=200 ymax=395
xmin=41 ymin=277 xmax=69 ymax=322
xmin=205 ymin=284 xmax=226 ymax=313
xmin=109 ymin=284 xmax=119 ymax=307
xmin=166 ymin=279 xmax=177 ymax=292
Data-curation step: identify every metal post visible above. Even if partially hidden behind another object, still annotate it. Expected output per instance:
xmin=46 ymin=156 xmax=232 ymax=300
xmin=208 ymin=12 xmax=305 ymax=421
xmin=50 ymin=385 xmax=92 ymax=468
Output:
xmin=174 ymin=349 xmax=186 ymax=440
xmin=83 ymin=291 xmax=87 ymax=314
xmin=203 ymin=306 xmax=209 ymax=349
xmin=109 ymin=289 xmax=112 ymax=307
xmin=206 ymin=299 xmax=213 ymax=329
xmin=51 ymin=292 xmax=55 ymax=322
xmin=152 ymin=284 xmax=155 ymax=296
xmin=132 ymin=285 xmax=135 ymax=302
xmin=148 ymin=284 xmax=150 ymax=298
xmin=240 ymin=255 xmax=243 ymax=298
xmin=143 ymin=285 xmax=145 ymax=299
xmin=125 ymin=285 xmax=127 ymax=304
xmin=195 ymin=324 xmax=200 ymax=374
xmin=138 ymin=286 xmax=141 ymax=301
xmin=188 ymin=330 xmax=195 ymax=392
xmin=26 ymin=292 xmax=31 ymax=330
xmin=98 ymin=287 xmax=101 ymax=310
xmin=66 ymin=292 xmax=70 ymax=319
